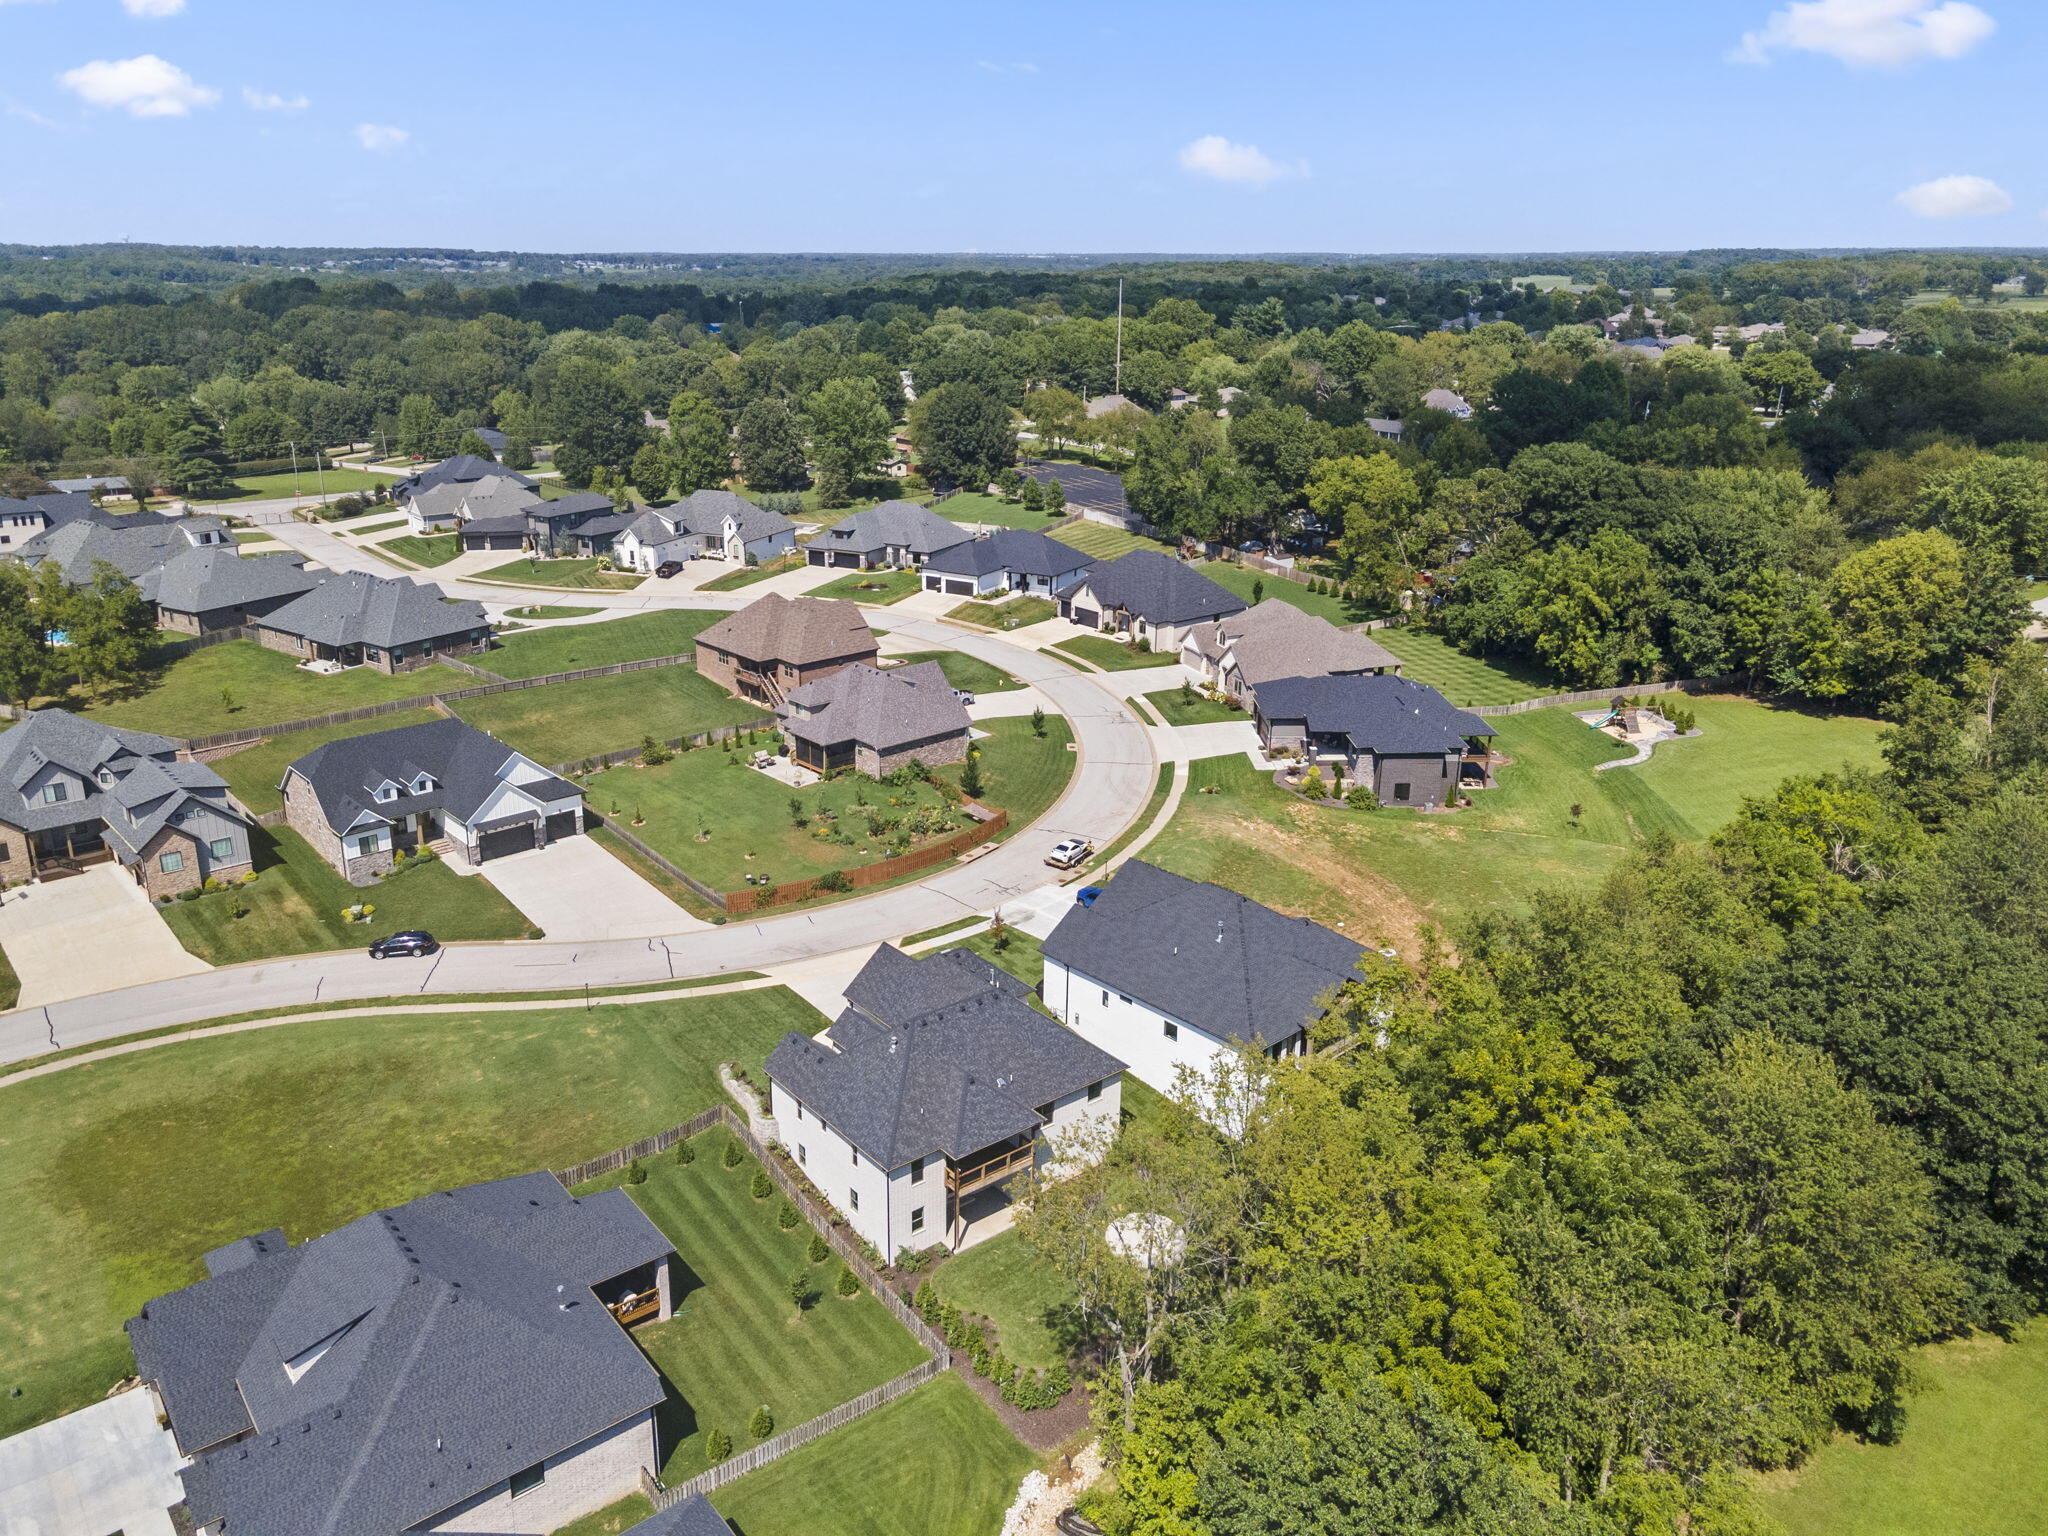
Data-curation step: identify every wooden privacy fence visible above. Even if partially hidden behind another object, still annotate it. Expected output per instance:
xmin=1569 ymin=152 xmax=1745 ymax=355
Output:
xmin=722 ymin=805 xmax=1007 ymax=914
xmin=584 ymin=813 xmax=730 ymax=911
xmin=562 ymin=1101 xmax=955 ymax=1507
xmin=1467 ymin=675 xmax=1742 ymax=718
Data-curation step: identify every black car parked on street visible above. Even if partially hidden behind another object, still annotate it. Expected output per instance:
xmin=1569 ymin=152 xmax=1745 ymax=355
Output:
xmin=368 ymin=930 xmax=440 ymax=959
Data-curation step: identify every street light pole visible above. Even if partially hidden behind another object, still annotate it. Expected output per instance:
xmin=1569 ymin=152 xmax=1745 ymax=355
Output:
xmin=288 ymin=439 xmax=301 ymax=497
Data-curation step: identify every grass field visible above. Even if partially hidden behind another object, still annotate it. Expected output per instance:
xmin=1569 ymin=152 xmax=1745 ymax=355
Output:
xmin=1052 ymin=635 xmax=1179 ymax=671
xmin=475 ymin=556 xmax=644 ymax=589
xmin=377 ymin=532 xmax=460 ymax=567
xmin=502 ymin=604 xmax=604 ymax=620
xmin=80 ymin=639 xmax=469 ymax=737
xmin=1143 ymin=685 xmax=1245 ymax=725
xmin=949 ymin=925 xmax=1046 ymax=991
xmin=1053 ymin=521 xmax=1173 ymax=560
xmin=698 ymin=552 xmax=803 ymax=590
xmin=808 ymin=568 xmax=923 ymax=605
xmin=1086 ymin=761 xmax=1176 ymax=873
xmin=1197 ymin=562 xmax=1372 ymax=624
xmin=711 ymin=1374 xmax=1031 ymax=1536
xmin=1373 ymin=628 xmax=1561 ymax=707
xmin=0 ymin=944 xmax=17 ymax=1011
xmin=935 ymin=492 xmax=1060 ymax=530
xmin=209 ymin=706 xmax=443 ymax=814
xmin=552 ymin=1495 xmax=653 ymax=1536
xmin=1906 ymin=289 xmax=2048 ymax=311
xmin=161 ymin=825 xmax=535 ymax=963
xmin=1146 ymin=697 xmax=1886 ymax=949
xmin=1758 ymin=1325 xmax=2048 ymax=1536
xmin=450 ymin=665 xmax=766 ymax=766
xmin=941 ymin=716 xmax=1075 ymax=838
xmin=889 ymin=649 xmax=1019 ymax=694
xmin=483 ymin=611 xmax=726 ymax=679
xmin=929 ymin=1229 xmax=1078 ymax=1373
xmin=340 ymin=515 xmax=410 ymax=536
xmin=231 ymin=529 xmax=281 ymax=546
xmin=949 ymin=595 xmax=1058 ymax=630
xmin=582 ymin=1131 xmax=928 ymax=1482
xmin=0 ymin=985 xmax=824 ymax=1439
xmin=192 ymin=466 xmax=398 ymax=503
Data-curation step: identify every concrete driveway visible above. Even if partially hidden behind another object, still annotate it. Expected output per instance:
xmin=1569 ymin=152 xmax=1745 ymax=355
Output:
xmin=1154 ymin=720 xmax=1263 ymax=763
xmin=0 ymin=1386 xmax=186 ymax=1536
xmin=477 ymin=836 xmax=710 ymax=939
xmin=0 ymin=866 xmax=208 ymax=1009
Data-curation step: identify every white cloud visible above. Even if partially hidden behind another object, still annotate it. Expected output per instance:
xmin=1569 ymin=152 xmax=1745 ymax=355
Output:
xmin=121 ymin=0 xmax=188 ymax=15
xmin=57 ymin=54 xmax=218 ymax=116
xmin=1733 ymin=0 xmax=1994 ymax=66
xmin=1896 ymin=173 xmax=2012 ymax=216
xmin=353 ymin=122 xmax=408 ymax=152
xmin=1177 ymin=134 xmax=1305 ymax=186
xmin=242 ymin=86 xmax=308 ymax=111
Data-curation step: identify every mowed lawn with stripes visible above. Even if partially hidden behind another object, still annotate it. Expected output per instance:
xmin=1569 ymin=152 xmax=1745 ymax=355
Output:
xmin=580 ymin=1128 xmax=929 ymax=1483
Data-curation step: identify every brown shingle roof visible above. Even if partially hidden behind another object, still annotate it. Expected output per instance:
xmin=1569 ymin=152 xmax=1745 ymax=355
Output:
xmin=696 ymin=593 xmax=878 ymax=668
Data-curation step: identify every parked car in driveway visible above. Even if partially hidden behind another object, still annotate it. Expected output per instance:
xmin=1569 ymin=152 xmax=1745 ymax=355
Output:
xmin=655 ymin=561 xmax=684 ymax=579
xmin=1075 ymin=885 xmax=1104 ymax=907
xmin=368 ymin=930 xmax=439 ymax=958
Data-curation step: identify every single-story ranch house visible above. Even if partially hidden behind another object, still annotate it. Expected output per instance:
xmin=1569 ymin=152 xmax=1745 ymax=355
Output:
xmin=0 ymin=709 xmax=253 ymax=896
xmin=282 ymin=716 xmax=585 ymax=882
xmin=1254 ymin=673 xmax=1497 ymax=807
xmin=919 ymin=528 xmax=1092 ymax=599
xmin=778 ymin=660 xmax=970 ymax=776
xmin=803 ymin=502 xmax=971 ymax=570
xmin=614 ymin=488 xmax=797 ymax=573
xmin=766 ymin=943 xmax=1126 ymax=1254
xmin=127 ymin=1173 xmax=677 ymax=1536
xmin=1058 ymin=549 xmax=1245 ymax=652
xmin=695 ymin=593 xmax=879 ymax=704
xmin=1042 ymin=860 xmax=1364 ymax=1095
xmin=253 ymin=572 xmax=493 ymax=674
xmin=139 ymin=546 xmax=325 ymax=635
xmin=1182 ymin=599 xmax=1401 ymax=707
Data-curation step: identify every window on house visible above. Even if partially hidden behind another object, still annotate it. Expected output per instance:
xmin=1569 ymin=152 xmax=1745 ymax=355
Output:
xmin=41 ymin=782 xmax=67 ymax=804
xmin=1163 ymin=1021 xmax=1178 ymax=1041
xmin=798 ymin=1144 xmax=807 ymax=1165
xmin=1087 ymin=1081 xmax=1102 ymax=1102
xmin=794 ymin=1103 xmax=803 ymax=1121
xmin=849 ymin=1189 xmax=859 ymax=1211
xmin=354 ymin=835 xmax=377 ymax=857
xmin=1101 ymin=988 xmax=1109 ymax=1007
xmin=98 ymin=769 xmax=114 ymax=786
xmin=911 ymin=1207 xmax=925 ymax=1233
xmin=159 ymin=851 xmax=185 ymax=874
xmin=1393 ymin=783 xmax=1411 ymax=802
xmin=850 ymin=1148 xmax=859 ymax=1168
xmin=209 ymin=837 xmax=233 ymax=860
xmin=910 ymin=1157 xmax=924 ymax=1184
xmin=508 ymin=1461 xmax=546 ymax=1499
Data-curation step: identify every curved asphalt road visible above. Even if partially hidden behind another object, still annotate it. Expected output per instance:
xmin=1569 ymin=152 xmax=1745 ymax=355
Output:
xmin=0 ymin=528 xmax=1158 ymax=1063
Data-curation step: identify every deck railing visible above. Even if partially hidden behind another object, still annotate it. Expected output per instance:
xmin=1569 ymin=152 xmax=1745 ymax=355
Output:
xmin=946 ymin=1139 xmax=1036 ymax=1197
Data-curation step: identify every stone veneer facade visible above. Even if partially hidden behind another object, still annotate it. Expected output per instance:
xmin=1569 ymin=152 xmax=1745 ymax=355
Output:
xmin=255 ymin=626 xmax=493 ymax=675
xmin=135 ymin=825 xmax=253 ymax=900
xmin=281 ymin=772 xmax=419 ymax=885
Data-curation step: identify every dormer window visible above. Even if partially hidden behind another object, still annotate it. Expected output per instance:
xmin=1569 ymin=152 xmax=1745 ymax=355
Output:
xmin=97 ymin=769 xmax=114 ymax=786
xmin=41 ymin=782 xmax=67 ymax=805
xmin=412 ymin=775 xmax=435 ymax=793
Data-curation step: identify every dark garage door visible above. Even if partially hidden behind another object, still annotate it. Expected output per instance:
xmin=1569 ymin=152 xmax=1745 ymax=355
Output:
xmin=476 ymin=822 xmax=537 ymax=861
xmin=1070 ymin=606 xmax=1098 ymax=629
xmin=545 ymin=811 xmax=580 ymax=840
xmin=944 ymin=578 xmax=974 ymax=596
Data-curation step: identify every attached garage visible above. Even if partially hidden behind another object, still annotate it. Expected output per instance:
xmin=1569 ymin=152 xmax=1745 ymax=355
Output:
xmin=941 ymin=578 xmax=974 ymax=596
xmin=474 ymin=819 xmax=538 ymax=862
xmin=1070 ymin=605 xmax=1099 ymax=629
xmin=544 ymin=810 xmax=580 ymax=841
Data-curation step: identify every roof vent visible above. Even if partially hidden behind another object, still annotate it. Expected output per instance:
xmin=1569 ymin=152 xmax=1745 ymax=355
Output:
xmin=888 ymin=1035 xmax=898 ymax=1053
xmin=1215 ymin=919 xmax=1225 ymax=943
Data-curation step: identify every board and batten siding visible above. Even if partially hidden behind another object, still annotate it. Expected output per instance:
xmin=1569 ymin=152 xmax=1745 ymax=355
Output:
xmin=408 ymin=1408 xmax=654 ymax=1536
xmin=1045 ymin=955 xmax=1241 ymax=1096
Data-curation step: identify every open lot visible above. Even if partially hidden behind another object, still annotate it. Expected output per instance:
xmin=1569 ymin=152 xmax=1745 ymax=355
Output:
xmin=449 ymin=665 xmax=767 ymax=767
xmin=208 ymin=707 xmax=444 ymax=814
xmin=1372 ymin=627 xmax=1562 ymax=707
xmin=161 ymin=825 xmax=536 ymax=963
xmin=807 ymin=568 xmax=923 ymax=605
xmin=474 ymin=555 xmax=644 ymax=589
xmin=80 ymin=639 xmax=469 ymax=738
xmin=949 ymin=595 xmax=1058 ymax=630
xmin=0 ymin=985 xmax=824 ymax=1439
xmin=1196 ymin=562 xmax=1372 ymax=624
xmin=711 ymin=1374 xmax=1030 ymax=1536
xmin=483 ymin=611 xmax=726 ymax=679
xmin=934 ymin=492 xmax=1060 ymax=530
xmin=889 ymin=649 xmax=1021 ymax=694
xmin=580 ymin=1129 xmax=928 ymax=1482
xmin=191 ymin=467 xmax=397 ymax=504
xmin=1145 ymin=697 xmax=1886 ymax=948
xmin=1052 ymin=521 xmax=1172 ymax=561
xmin=1758 ymin=1324 xmax=2048 ymax=1536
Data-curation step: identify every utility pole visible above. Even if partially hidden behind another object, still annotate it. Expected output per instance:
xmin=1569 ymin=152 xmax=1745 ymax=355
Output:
xmin=1113 ymin=278 xmax=1124 ymax=396
xmin=287 ymin=439 xmax=301 ymax=497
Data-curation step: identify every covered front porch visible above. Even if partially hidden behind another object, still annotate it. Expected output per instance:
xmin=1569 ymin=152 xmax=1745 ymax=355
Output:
xmin=944 ymin=1134 xmax=1039 ymax=1249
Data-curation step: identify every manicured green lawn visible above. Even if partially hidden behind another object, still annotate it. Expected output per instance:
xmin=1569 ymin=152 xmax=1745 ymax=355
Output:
xmin=698 ymin=552 xmax=802 ymax=590
xmin=889 ymin=649 xmax=1020 ymax=694
xmin=192 ymin=466 xmax=398 ymax=503
xmin=1145 ymin=698 xmax=1887 ymax=945
xmin=930 ymin=1229 xmax=1078 ymax=1373
xmin=1197 ymin=562 xmax=1373 ymax=624
xmin=161 ymin=825 xmax=536 ymax=963
xmin=0 ymin=943 xmax=18 ymax=1011
xmin=341 ymin=514 xmax=410 ymax=535
xmin=1758 ymin=1324 xmax=2048 ymax=1536
xmin=711 ymin=1374 xmax=1032 ymax=1536
xmin=0 ymin=985 xmax=823 ymax=1440
xmin=503 ymin=604 xmax=603 ymax=620
xmin=484 ymin=611 xmax=727 ymax=679
xmin=81 ymin=640 xmax=469 ymax=737
xmin=1052 ymin=521 xmax=1173 ymax=560
xmin=940 ymin=716 xmax=1076 ymax=838
xmin=948 ymin=927 xmax=1045 ymax=991
xmin=1143 ymin=685 xmax=1245 ymax=726
xmin=936 ymin=492 xmax=1059 ymax=530
xmin=551 ymin=1494 xmax=653 ymax=1536
xmin=949 ymin=595 xmax=1057 ymax=630
xmin=1052 ymin=635 xmax=1179 ymax=671
xmin=450 ymin=666 xmax=766 ymax=767
xmin=1372 ymin=628 xmax=1562 ymax=708
xmin=378 ymin=533 xmax=460 ymax=567
xmin=584 ymin=1131 xmax=927 ymax=1482
xmin=210 ymin=707 xmax=443 ymax=814
xmin=807 ymin=568 xmax=923 ymax=605
xmin=475 ymin=556 xmax=644 ymax=589
xmin=231 ymin=529 xmax=281 ymax=546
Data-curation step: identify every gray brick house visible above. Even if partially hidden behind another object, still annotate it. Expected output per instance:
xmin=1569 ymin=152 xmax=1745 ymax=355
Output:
xmin=777 ymin=660 xmax=971 ymax=777
xmin=253 ymin=572 xmax=493 ymax=673
xmin=127 ymin=1172 xmax=677 ymax=1536
xmin=138 ymin=546 xmax=325 ymax=634
xmin=1253 ymin=673 xmax=1497 ymax=807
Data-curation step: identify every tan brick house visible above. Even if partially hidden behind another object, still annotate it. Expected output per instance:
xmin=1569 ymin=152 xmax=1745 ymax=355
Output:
xmin=694 ymin=593 xmax=878 ymax=704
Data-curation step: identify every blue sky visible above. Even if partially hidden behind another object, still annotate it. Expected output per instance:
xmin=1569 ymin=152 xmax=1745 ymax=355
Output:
xmin=1 ymin=0 xmax=2042 ymax=253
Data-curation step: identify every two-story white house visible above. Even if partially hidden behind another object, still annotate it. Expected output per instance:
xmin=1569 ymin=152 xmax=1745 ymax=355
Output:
xmin=614 ymin=488 xmax=797 ymax=573
xmin=1040 ymin=860 xmax=1366 ymax=1097
xmin=765 ymin=944 xmax=1126 ymax=1257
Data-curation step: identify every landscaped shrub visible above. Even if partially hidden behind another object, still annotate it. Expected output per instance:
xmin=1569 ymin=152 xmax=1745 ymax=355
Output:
xmin=1299 ymin=766 xmax=1326 ymax=800
xmin=787 ymin=1266 xmax=810 ymax=1310
xmin=750 ymin=1168 xmax=772 ymax=1200
xmin=776 ymin=1199 xmax=799 ymax=1230
xmin=676 ymin=1139 xmax=696 ymax=1166
xmin=807 ymin=1231 xmax=829 ymax=1264
xmin=624 ymin=1159 xmax=646 ymax=1186
xmin=836 ymin=1264 xmax=860 ymax=1298
xmin=1346 ymin=784 xmax=1378 ymax=809
xmin=748 ymin=1406 xmax=775 ymax=1440
xmin=816 ymin=869 xmax=853 ymax=893
xmin=176 ymin=887 xmax=202 ymax=902
xmin=705 ymin=1427 xmax=731 ymax=1463
xmin=722 ymin=1139 xmax=744 ymax=1169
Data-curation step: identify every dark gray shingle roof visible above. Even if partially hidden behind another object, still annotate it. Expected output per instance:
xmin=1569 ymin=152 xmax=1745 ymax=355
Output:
xmin=527 ymin=491 xmax=618 ymax=521
xmin=777 ymin=661 xmax=969 ymax=754
xmin=1253 ymin=673 xmax=1493 ymax=755
xmin=286 ymin=716 xmax=576 ymax=834
xmin=138 ymin=547 xmax=322 ymax=616
xmin=1042 ymin=860 xmax=1365 ymax=1048
xmin=623 ymin=1495 xmax=736 ymax=1536
xmin=767 ymin=945 xmax=1125 ymax=1168
xmin=0 ymin=708 xmax=242 ymax=837
xmin=257 ymin=572 xmax=489 ymax=651
xmin=396 ymin=454 xmax=535 ymax=501
xmin=920 ymin=529 xmax=1093 ymax=582
xmin=129 ymin=1173 xmax=672 ymax=1536
xmin=1074 ymin=551 xmax=1244 ymax=626
xmin=809 ymin=503 xmax=972 ymax=560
